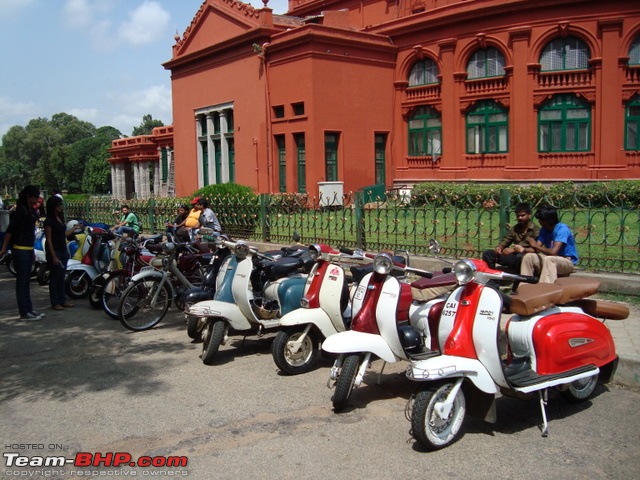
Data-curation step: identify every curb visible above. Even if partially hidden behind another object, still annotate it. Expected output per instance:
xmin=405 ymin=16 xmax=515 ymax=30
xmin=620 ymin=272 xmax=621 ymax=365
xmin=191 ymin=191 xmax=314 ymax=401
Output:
xmin=614 ymin=354 xmax=640 ymax=392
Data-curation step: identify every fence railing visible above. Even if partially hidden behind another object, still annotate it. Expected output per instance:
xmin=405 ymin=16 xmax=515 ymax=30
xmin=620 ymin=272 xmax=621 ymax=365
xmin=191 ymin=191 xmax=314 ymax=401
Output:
xmin=65 ymin=189 xmax=640 ymax=274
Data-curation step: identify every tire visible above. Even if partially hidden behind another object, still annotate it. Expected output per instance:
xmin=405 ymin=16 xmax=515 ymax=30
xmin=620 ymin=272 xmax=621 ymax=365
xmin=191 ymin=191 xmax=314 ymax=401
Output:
xmin=411 ymin=382 xmax=466 ymax=451
xmin=271 ymin=328 xmax=320 ymax=375
xmin=560 ymin=373 xmax=598 ymax=403
xmin=89 ymin=275 xmax=108 ymax=309
xmin=332 ymin=354 xmax=361 ymax=411
xmin=36 ymin=264 xmax=50 ymax=285
xmin=186 ymin=315 xmax=201 ymax=340
xmin=101 ymin=271 xmax=130 ymax=320
xmin=65 ymin=270 xmax=91 ymax=299
xmin=118 ymin=278 xmax=171 ymax=331
xmin=201 ymin=319 xmax=226 ymax=365
xmin=7 ymin=256 xmax=38 ymax=277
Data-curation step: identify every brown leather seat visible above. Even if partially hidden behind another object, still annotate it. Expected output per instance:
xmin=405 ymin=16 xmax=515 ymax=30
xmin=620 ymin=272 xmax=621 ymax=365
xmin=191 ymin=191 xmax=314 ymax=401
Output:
xmin=508 ymin=283 xmax=563 ymax=316
xmin=554 ymin=277 xmax=600 ymax=304
xmin=571 ymin=298 xmax=630 ymax=320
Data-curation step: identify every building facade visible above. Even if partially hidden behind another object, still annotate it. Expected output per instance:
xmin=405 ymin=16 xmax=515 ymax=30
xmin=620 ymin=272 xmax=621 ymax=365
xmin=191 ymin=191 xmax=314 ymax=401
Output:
xmin=111 ymin=0 xmax=640 ymax=199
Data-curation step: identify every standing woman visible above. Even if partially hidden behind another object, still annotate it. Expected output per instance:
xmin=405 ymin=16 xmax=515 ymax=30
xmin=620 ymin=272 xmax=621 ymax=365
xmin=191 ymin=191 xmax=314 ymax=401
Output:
xmin=44 ymin=195 xmax=76 ymax=311
xmin=0 ymin=185 xmax=44 ymax=321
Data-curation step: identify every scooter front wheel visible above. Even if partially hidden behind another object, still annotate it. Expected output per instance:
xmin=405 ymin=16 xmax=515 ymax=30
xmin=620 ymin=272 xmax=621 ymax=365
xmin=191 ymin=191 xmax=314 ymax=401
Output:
xmin=411 ymin=382 xmax=466 ymax=451
xmin=118 ymin=278 xmax=171 ymax=331
xmin=201 ymin=319 xmax=226 ymax=365
xmin=332 ymin=354 xmax=361 ymax=412
xmin=65 ymin=270 xmax=92 ymax=299
xmin=272 ymin=328 xmax=320 ymax=375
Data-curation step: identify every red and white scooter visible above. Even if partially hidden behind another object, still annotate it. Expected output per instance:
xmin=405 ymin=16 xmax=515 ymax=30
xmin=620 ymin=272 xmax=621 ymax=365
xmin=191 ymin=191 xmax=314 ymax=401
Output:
xmin=322 ymin=251 xmax=457 ymax=411
xmin=405 ymin=256 xmax=629 ymax=450
xmin=271 ymin=244 xmax=373 ymax=375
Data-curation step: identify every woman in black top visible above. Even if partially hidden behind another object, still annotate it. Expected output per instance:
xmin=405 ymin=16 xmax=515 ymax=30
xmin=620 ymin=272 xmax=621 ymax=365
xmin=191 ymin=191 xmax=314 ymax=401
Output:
xmin=44 ymin=196 xmax=78 ymax=311
xmin=0 ymin=185 xmax=43 ymax=320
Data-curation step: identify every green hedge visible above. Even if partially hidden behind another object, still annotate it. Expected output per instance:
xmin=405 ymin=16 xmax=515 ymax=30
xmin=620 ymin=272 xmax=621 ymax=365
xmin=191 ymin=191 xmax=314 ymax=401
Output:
xmin=410 ymin=180 xmax=640 ymax=209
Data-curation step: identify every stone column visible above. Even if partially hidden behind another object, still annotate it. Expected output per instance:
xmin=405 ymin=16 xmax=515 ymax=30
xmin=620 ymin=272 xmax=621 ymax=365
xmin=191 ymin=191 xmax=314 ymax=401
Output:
xmin=154 ymin=160 xmax=161 ymax=198
xmin=133 ymin=162 xmax=141 ymax=199
xmin=119 ymin=164 xmax=127 ymax=199
xmin=206 ymin=112 xmax=215 ymax=185
xmin=220 ymin=110 xmax=229 ymax=183
xmin=110 ymin=164 xmax=117 ymax=199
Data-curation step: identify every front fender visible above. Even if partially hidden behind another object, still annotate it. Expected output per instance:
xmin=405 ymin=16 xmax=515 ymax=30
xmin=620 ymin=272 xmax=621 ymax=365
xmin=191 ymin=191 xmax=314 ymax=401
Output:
xmin=66 ymin=264 xmax=99 ymax=280
xmin=279 ymin=308 xmax=344 ymax=339
xmin=406 ymin=355 xmax=498 ymax=394
xmin=322 ymin=330 xmax=398 ymax=363
xmin=188 ymin=300 xmax=252 ymax=331
xmin=131 ymin=270 xmax=164 ymax=282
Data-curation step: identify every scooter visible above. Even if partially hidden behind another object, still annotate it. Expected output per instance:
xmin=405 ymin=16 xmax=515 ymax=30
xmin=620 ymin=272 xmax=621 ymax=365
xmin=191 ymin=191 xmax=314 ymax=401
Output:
xmin=322 ymin=251 xmax=457 ymax=411
xmin=270 ymin=244 xmax=376 ymax=375
xmin=405 ymin=256 xmax=629 ymax=450
xmin=64 ymin=226 xmax=115 ymax=299
xmin=187 ymin=239 xmax=314 ymax=365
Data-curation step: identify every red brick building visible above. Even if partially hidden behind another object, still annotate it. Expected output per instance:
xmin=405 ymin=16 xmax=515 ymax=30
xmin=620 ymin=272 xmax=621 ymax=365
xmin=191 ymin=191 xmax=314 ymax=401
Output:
xmin=109 ymin=0 xmax=640 ymax=199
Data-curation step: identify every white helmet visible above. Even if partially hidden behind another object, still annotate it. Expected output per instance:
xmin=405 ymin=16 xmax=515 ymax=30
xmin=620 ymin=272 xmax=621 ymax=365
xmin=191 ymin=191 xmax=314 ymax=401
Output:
xmin=66 ymin=220 xmax=80 ymax=231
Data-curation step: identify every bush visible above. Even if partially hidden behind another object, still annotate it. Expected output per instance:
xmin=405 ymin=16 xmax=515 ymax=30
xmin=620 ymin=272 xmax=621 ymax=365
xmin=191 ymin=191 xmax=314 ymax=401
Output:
xmin=410 ymin=181 xmax=640 ymax=209
xmin=192 ymin=183 xmax=259 ymax=238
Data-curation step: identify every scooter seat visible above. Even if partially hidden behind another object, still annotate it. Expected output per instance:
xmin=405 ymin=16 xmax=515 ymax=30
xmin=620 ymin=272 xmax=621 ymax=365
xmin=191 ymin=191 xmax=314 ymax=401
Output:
xmin=570 ymin=298 xmax=630 ymax=320
xmin=553 ymin=277 xmax=600 ymax=304
xmin=411 ymin=272 xmax=456 ymax=301
xmin=508 ymin=283 xmax=563 ymax=316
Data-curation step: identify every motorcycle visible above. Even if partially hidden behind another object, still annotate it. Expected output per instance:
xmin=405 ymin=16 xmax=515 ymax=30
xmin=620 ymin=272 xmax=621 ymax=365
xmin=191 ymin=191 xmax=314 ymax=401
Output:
xmin=270 ymin=244 xmax=378 ymax=375
xmin=116 ymin=241 xmax=212 ymax=331
xmin=405 ymin=255 xmax=629 ymax=450
xmin=322 ymin=250 xmax=457 ymax=411
xmin=187 ymin=239 xmax=314 ymax=365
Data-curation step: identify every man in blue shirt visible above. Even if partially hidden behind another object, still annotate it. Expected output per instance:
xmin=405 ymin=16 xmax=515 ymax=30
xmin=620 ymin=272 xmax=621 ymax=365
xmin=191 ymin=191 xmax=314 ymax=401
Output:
xmin=517 ymin=205 xmax=578 ymax=283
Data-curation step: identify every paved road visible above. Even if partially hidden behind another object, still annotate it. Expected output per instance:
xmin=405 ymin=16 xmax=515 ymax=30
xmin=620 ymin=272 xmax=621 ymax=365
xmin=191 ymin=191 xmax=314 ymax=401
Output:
xmin=1 ymin=270 xmax=639 ymax=480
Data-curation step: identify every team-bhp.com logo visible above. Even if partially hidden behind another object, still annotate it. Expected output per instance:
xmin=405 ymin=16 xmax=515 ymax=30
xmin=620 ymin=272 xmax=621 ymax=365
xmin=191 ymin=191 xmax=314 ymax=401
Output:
xmin=4 ymin=452 xmax=188 ymax=468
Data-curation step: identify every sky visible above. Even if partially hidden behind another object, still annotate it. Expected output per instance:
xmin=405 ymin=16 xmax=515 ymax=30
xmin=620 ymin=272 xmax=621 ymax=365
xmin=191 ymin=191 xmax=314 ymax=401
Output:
xmin=0 ymin=0 xmax=289 ymax=142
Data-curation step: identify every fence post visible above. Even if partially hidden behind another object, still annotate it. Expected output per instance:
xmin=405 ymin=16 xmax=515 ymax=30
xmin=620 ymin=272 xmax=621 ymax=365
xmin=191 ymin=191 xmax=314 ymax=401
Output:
xmin=355 ymin=190 xmax=366 ymax=249
xmin=85 ymin=197 xmax=92 ymax=223
xmin=499 ymin=189 xmax=511 ymax=240
xmin=148 ymin=198 xmax=156 ymax=233
xmin=260 ymin=194 xmax=270 ymax=242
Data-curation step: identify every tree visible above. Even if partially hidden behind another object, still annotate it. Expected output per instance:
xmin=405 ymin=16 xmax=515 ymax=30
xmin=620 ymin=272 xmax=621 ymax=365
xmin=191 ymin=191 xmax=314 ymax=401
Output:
xmin=131 ymin=114 xmax=164 ymax=136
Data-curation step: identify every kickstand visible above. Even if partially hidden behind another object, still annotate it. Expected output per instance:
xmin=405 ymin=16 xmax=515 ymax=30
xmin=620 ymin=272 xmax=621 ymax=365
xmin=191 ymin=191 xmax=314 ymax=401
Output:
xmin=377 ymin=361 xmax=387 ymax=385
xmin=538 ymin=389 xmax=549 ymax=437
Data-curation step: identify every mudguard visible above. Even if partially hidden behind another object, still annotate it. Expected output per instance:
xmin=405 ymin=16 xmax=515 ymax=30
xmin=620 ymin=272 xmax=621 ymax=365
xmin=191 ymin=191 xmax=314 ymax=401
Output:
xmin=65 ymin=264 xmax=100 ymax=280
xmin=407 ymin=355 xmax=498 ymax=394
xmin=279 ymin=308 xmax=344 ymax=339
xmin=187 ymin=300 xmax=252 ymax=331
xmin=322 ymin=330 xmax=398 ymax=363
xmin=130 ymin=269 xmax=165 ymax=282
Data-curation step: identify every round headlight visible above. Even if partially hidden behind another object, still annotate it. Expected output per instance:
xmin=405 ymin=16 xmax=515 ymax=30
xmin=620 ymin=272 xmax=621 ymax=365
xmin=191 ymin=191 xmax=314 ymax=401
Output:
xmin=454 ymin=259 xmax=476 ymax=285
xmin=373 ymin=253 xmax=394 ymax=275
xmin=234 ymin=241 xmax=250 ymax=259
xmin=309 ymin=244 xmax=322 ymax=262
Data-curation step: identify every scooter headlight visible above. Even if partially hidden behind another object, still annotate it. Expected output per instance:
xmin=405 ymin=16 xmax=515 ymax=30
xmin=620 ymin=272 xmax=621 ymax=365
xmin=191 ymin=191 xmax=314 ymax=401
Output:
xmin=373 ymin=253 xmax=394 ymax=275
xmin=308 ymin=244 xmax=322 ymax=262
xmin=234 ymin=241 xmax=250 ymax=259
xmin=454 ymin=259 xmax=476 ymax=285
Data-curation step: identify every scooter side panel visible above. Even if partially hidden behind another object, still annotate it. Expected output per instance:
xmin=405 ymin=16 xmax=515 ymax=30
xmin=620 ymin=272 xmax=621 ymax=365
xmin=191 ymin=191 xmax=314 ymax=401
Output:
xmin=318 ymin=264 xmax=347 ymax=331
xmin=231 ymin=258 xmax=256 ymax=322
xmin=279 ymin=308 xmax=341 ymax=338
xmin=376 ymin=277 xmax=406 ymax=359
xmin=322 ymin=330 xmax=398 ymax=363
xmin=532 ymin=311 xmax=617 ymax=375
xmin=66 ymin=264 xmax=101 ymax=280
xmin=407 ymin=355 xmax=498 ymax=394
xmin=471 ymin=287 xmax=508 ymax=387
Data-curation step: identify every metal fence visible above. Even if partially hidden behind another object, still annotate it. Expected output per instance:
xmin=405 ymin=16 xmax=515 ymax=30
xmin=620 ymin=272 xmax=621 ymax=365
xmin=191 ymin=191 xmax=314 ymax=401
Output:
xmin=65 ymin=189 xmax=640 ymax=274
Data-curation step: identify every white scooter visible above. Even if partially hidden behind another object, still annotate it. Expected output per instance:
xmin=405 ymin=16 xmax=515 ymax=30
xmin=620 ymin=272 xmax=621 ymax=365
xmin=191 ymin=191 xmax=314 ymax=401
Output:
xmin=188 ymin=240 xmax=313 ymax=365
xmin=271 ymin=244 xmax=374 ymax=375
xmin=322 ymin=251 xmax=456 ymax=411
xmin=405 ymin=256 xmax=629 ymax=450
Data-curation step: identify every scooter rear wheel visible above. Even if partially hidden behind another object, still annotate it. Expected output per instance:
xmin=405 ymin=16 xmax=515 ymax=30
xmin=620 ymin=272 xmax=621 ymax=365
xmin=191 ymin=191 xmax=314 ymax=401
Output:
xmin=411 ymin=382 xmax=466 ymax=451
xmin=559 ymin=373 xmax=598 ymax=403
xmin=332 ymin=354 xmax=361 ymax=411
xmin=36 ymin=264 xmax=50 ymax=285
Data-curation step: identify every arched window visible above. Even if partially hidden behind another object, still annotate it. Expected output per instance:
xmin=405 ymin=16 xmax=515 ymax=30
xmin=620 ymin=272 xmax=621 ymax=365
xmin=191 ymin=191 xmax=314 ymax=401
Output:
xmin=408 ymin=106 xmax=442 ymax=157
xmin=625 ymin=95 xmax=640 ymax=150
xmin=408 ymin=58 xmax=439 ymax=86
xmin=467 ymin=48 xmax=505 ymax=79
xmin=629 ymin=35 xmax=640 ymax=65
xmin=540 ymin=37 xmax=589 ymax=71
xmin=466 ymin=100 xmax=508 ymax=154
xmin=538 ymin=94 xmax=591 ymax=152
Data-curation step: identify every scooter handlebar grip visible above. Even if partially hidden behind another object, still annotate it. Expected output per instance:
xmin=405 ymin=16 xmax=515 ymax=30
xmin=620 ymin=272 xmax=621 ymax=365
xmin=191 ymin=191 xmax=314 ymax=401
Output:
xmin=521 ymin=275 xmax=539 ymax=284
xmin=339 ymin=247 xmax=354 ymax=255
